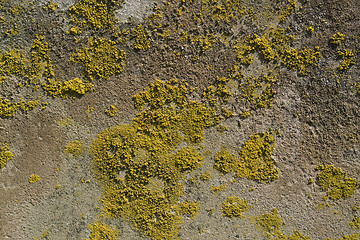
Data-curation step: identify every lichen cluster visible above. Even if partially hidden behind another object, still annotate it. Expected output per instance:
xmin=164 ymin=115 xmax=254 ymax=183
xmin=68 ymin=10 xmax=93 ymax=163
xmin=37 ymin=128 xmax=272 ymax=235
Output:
xmin=337 ymin=50 xmax=354 ymax=71
xmin=213 ymin=131 xmax=279 ymax=183
xmin=0 ymin=144 xmax=13 ymax=169
xmin=105 ymin=105 xmax=117 ymax=117
xmin=29 ymin=174 xmax=41 ymax=183
xmin=64 ymin=140 xmax=85 ymax=158
xmin=90 ymin=79 xmax=220 ymax=239
xmin=349 ymin=216 xmax=360 ymax=229
xmin=84 ymin=222 xmax=118 ymax=240
xmin=71 ymin=38 xmax=127 ymax=80
xmin=330 ymin=32 xmax=346 ymax=46
xmin=220 ymin=196 xmax=251 ymax=218
xmin=315 ymin=165 xmax=359 ymax=200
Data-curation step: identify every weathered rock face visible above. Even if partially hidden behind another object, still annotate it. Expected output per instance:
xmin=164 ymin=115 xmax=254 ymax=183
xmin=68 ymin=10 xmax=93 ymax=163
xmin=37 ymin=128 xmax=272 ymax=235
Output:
xmin=0 ymin=0 xmax=359 ymax=240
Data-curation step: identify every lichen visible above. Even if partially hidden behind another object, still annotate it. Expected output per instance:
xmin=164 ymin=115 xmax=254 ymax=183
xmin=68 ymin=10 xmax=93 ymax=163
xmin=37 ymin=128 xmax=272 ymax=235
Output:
xmin=337 ymin=49 xmax=354 ymax=71
xmin=29 ymin=174 xmax=41 ymax=183
xmin=213 ymin=145 xmax=237 ymax=174
xmin=252 ymin=208 xmax=286 ymax=239
xmin=177 ymin=201 xmax=199 ymax=219
xmin=236 ymin=131 xmax=279 ymax=183
xmin=220 ymin=196 xmax=251 ymax=218
xmin=130 ymin=25 xmax=150 ymax=51
xmin=288 ymin=231 xmax=310 ymax=240
xmin=90 ymin=79 xmax=220 ymax=240
xmin=349 ymin=216 xmax=360 ymax=229
xmin=64 ymin=140 xmax=85 ymax=158
xmin=330 ymin=32 xmax=346 ymax=46
xmin=71 ymin=37 xmax=126 ymax=80
xmin=105 ymin=105 xmax=117 ymax=117
xmin=0 ymin=144 xmax=13 ymax=170
xmin=315 ymin=165 xmax=359 ymax=200
xmin=84 ymin=222 xmax=118 ymax=240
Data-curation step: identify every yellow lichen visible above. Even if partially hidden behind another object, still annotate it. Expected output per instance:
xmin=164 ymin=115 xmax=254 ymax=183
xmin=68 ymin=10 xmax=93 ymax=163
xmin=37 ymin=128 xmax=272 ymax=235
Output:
xmin=64 ymin=140 xmax=85 ymax=158
xmin=337 ymin=49 xmax=354 ymax=71
xmin=131 ymin=25 xmax=150 ymax=50
xmin=220 ymin=196 xmax=251 ymax=218
xmin=105 ymin=105 xmax=117 ymax=117
xmin=330 ymin=32 xmax=346 ymax=46
xmin=349 ymin=216 xmax=360 ymax=229
xmin=236 ymin=132 xmax=279 ymax=183
xmin=85 ymin=222 xmax=118 ymax=240
xmin=71 ymin=37 xmax=126 ymax=80
xmin=0 ymin=144 xmax=13 ymax=170
xmin=316 ymin=165 xmax=359 ymax=200
xmin=213 ymin=145 xmax=237 ymax=174
xmin=29 ymin=174 xmax=41 ymax=183
xmin=178 ymin=201 xmax=199 ymax=219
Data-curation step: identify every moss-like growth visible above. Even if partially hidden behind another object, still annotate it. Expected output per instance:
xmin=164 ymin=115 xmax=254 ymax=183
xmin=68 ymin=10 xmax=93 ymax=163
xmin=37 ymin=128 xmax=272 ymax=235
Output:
xmin=105 ymin=105 xmax=117 ymax=117
xmin=85 ymin=222 xmax=118 ymax=240
xmin=279 ymin=0 xmax=296 ymax=22
xmin=349 ymin=216 xmax=360 ymax=229
xmin=71 ymin=37 xmax=126 ymax=80
xmin=220 ymin=196 xmax=251 ymax=218
xmin=330 ymin=32 xmax=346 ymax=46
xmin=178 ymin=201 xmax=199 ymax=219
xmin=64 ymin=140 xmax=85 ymax=158
xmin=199 ymin=171 xmax=211 ymax=181
xmin=316 ymin=165 xmax=359 ymax=200
xmin=29 ymin=174 xmax=41 ymax=183
xmin=236 ymin=132 xmax=279 ymax=183
xmin=210 ymin=184 xmax=226 ymax=194
xmin=44 ymin=1 xmax=58 ymax=11
xmin=0 ymin=144 xmax=13 ymax=169
xmin=213 ymin=145 xmax=237 ymax=174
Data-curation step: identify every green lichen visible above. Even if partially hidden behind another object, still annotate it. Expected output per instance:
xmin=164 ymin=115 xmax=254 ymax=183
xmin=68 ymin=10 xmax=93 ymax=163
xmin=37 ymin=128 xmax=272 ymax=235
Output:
xmin=105 ymin=105 xmax=117 ymax=117
xmin=29 ymin=174 xmax=41 ymax=183
xmin=84 ymin=222 xmax=118 ymax=240
xmin=71 ymin=37 xmax=126 ymax=80
xmin=330 ymin=32 xmax=346 ymax=46
xmin=220 ymin=196 xmax=251 ymax=218
xmin=349 ymin=216 xmax=360 ymax=229
xmin=252 ymin=208 xmax=286 ymax=239
xmin=0 ymin=144 xmax=13 ymax=169
xmin=64 ymin=140 xmax=85 ymax=158
xmin=316 ymin=165 xmax=359 ymax=200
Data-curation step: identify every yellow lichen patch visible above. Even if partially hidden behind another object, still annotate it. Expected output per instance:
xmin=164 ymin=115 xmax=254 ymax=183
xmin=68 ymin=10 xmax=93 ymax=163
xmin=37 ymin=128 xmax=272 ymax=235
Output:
xmin=236 ymin=132 xmax=279 ymax=183
xmin=349 ymin=216 xmax=360 ymax=229
xmin=210 ymin=184 xmax=226 ymax=194
xmin=172 ymin=146 xmax=204 ymax=172
xmin=64 ymin=140 xmax=85 ymax=158
xmin=281 ymin=47 xmax=321 ymax=76
xmin=71 ymin=38 xmax=126 ymax=80
xmin=220 ymin=196 xmax=251 ymax=218
xmin=239 ymin=73 xmax=278 ymax=110
xmin=325 ymin=234 xmax=360 ymax=240
xmin=84 ymin=222 xmax=118 ymax=240
xmin=201 ymin=0 xmax=247 ymax=23
xmin=177 ymin=201 xmax=199 ymax=219
xmin=90 ymin=79 xmax=220 ymax=240
xmin=29 ymin=174 xmax=41 ymax=183
xmin=330 ymin=32 xmax=346 ymax=46
xmin=213 ymin=145 xmax=237 ymax=174
xmin=337 ymin=49 xmax=354 ymax=71
xmin=105 ymin=105 xmax=117 ymax=117
xmin=288 ymin=230 xmax=310 ymax=240
xmin=199 ymin=171 xmax=211 ymax=181
xmin=43 ymin=78 xmax=94 ymax=98
xmin=0 ymin=97 xmax=40 ymax=118
xmin=252 ymin=208 xmax=286 ymax=239
xmin=130 ymin=25 xmax=150 ymax=51
xmin=43 ymin=1 xmax=58 ymax=11
xmin=279 ymin=0 xmax=296 ymax=22
xmin=315 ymin=165 xmax=359 ymax=200
xmin=305 ymin=26 xmax=314 ymax=34
xmin=69 ymin=0 xmax=123 ymax=31
xmin=0 ymin=144 xmax=13 ymax=169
